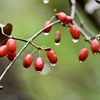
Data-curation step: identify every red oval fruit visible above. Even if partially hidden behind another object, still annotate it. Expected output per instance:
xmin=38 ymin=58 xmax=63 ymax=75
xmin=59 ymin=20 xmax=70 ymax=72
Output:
xmin=79 ymin=48 xmax=88 ymax=62
xmin=90 ymin=39 xmax=99 ymax=54
xmin=34 ymin=57 xmax=44 ymax=72
xmin=43 ymin=20 xmax=52 ymax=33
xmin=69 ymin=25 xmax=80 ymax=40
xmin=0 ymin=45 xmax=8 ymax=57
xmin=56 ymin=12 xmax=72 ymax=25
xmin=23 ymin=54 xmax=33 ymax=68
xmin=7 ymin=51 xmax=16 ymax=61
xmin=6 ymin=39 xmax=17 ymax=52
xmin=46 ymin=50 xmax=58 ymax=64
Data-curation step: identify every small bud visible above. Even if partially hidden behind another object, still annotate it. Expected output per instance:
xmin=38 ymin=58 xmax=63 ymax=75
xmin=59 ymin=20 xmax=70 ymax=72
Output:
xmin=54 ymin=30 xmax=61 ymax=44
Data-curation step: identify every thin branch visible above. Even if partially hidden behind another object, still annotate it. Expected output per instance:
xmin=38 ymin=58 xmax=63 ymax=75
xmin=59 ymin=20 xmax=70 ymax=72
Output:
xmin=0 ymin=20 xmax=60 ymax=82
xmin=75 ymin=10 xmax=96 ymax=36
xmin=12 ymin=36 xmax=39 ymax=49
xmin=69 ymin=0 xmax=76 ymax=19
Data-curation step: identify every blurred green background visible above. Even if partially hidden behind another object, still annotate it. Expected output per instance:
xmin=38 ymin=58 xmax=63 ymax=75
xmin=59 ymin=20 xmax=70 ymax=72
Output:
xmin=0 ymin=0 xmax=100 ymax=100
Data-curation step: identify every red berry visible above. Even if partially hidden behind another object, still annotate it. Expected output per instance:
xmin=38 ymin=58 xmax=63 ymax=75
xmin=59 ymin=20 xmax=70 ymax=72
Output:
xmin=90 ymin=39 xmax=99 ymax=54
xmin=79 ymin=48 xmax=88 ymax=62
xmin=46 ymin=50 xmax=58 ymax=64
xmin=34 ymin=57 xmax=44 ymax=72
xmin=56 ymin=12 xmax=72 ymax=25
xmin=43 ymin=20 xmax=52 ymax=33
xmin=7 ymin=51 xmax=16 ymax=61
xmin=6 ymin=39 xmax=17 ymax=53
xmin=69 ymin=25 xmax=80 ymax=40
xmin=23 ymin=54 xmax=33 ymax=68
xmin=0 ymin=45 xmax=8 ymax=57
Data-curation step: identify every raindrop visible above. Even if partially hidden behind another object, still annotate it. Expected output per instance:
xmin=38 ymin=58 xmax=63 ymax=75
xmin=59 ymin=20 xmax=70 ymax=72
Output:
xmin=72 ymin=39 xmax=79 ymax=43
xmin=55 ymin=42 xmax=60 ymax=46
xmin=93 ymin=52 xmax=97 ymax=55
xmin=50 ymin=63 xmax=56 ymax=67
xmin=0 ymin=86 xmax=3 ymax=90
xmin=43 ymin=0 xmax=49 ymax=4
xmin=36 ymin=70 xmax=41 ymax=73
xmin=79 ymin=61 xmax=83 ymax=63
xmin=44 ymin=32 xmax=49 ymax=35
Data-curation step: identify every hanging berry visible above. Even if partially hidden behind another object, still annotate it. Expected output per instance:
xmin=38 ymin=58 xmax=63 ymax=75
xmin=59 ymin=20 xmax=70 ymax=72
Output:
xmin=7 ymin=51 xmax=16 ymax=61
xmin=43 ymin=20 xmax=52 ymax=35
xmin=78 ymin=48 xmax=88 ymax=62
xmin=90 ymin=39 xmax=99 ymax=54
xmin=56 ymin=12 xmax=72 ymax=25
xmin=6 ymin=39 xmax=17 ymax=53
xmin=34 ymin=57 xmax=44 ymax=72
xmin=69 ymin=25 xmax=81 ymax=42
xmin=0 ymin=45 xmax=8 ymax=57
xmin=46 ymin=49 xmax=58 ymax=65
xmin=23 ymin=54 xmax=33 ymax=68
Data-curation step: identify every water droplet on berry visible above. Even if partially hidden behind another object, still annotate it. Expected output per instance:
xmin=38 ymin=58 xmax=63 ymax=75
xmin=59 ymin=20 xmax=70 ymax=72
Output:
xmin=44 ymin=32 xmax=49 ymax=35
xmin=79 ymin=61 xmax=83 ymax=63
xmin=50 ymin=63 xmax=56 ymax=67
xmin=93 ymin=52 xmax=97 ymax=55
xmin=0 ymin=86 xmax=3 ymax=90
xmin=43 ymin=0 xmax=49 ymax=4
xmin=72 ymin=39 xmax=79 ymax=43
xmin=36 ymin=70 xmax=41 ymax=73
xmin=55 ymin=42 xmax=60 ymax=46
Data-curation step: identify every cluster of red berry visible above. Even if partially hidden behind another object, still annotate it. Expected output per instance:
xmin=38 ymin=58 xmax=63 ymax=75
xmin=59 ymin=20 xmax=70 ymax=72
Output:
xmin=43 ymin=12 xmax=100 ymax=63
xmin=0 ymin=12 xmax=99 ymax=74
xmin=43 ymin=12 xmax=81 ymax=59
xmin=43 ymin=12 xmax=80 ymax=41
xmin=23 ymin=49 xmax=58 ymax=72
xmin=0 ymin=39 xmax=16 ymax=61
xmin=79 ymin=39 xmax=100 ymax=62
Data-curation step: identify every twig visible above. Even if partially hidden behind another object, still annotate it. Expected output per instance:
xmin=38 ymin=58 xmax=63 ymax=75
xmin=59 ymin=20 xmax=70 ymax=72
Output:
xmin=75 ymin=10 xmax=96 ymax=36
xmin=69 ymin=0 xmax=76 ymax=19
xmin=0 ymin=20 xmax=60 ymax=82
